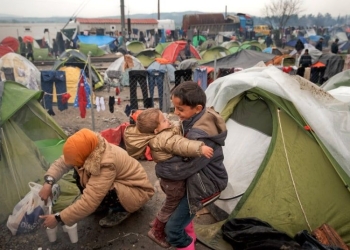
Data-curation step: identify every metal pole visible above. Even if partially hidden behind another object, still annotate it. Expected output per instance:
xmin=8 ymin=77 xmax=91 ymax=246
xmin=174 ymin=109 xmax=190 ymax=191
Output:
xmin=120 ymin=0 xmax=126 ymax=48
xmin=213 ymin=56 xmax=217 ymax=80
xmin=158 ymin=0 xmax=160 ymax=20
xmin=87 ymin=52 xmax=96 ymax=131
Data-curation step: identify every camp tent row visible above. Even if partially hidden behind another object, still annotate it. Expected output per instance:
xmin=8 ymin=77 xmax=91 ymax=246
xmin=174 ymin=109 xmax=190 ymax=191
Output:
xmin=195 ymin=66 xmax=350 ymax=249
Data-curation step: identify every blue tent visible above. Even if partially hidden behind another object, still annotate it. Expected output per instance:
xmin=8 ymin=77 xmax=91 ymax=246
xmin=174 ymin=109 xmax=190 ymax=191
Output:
xmin=286 ymin=36 xmax=308 ymax=47
xmin=308 ymin=35 xmax=323 ymax=43
xmin=77 ymin=35 xmax=116 ymax=46
xmin=340 ymin=41 xmax=350 ymax=52
xmin=262 ymin=47 xmax=283 ymax=55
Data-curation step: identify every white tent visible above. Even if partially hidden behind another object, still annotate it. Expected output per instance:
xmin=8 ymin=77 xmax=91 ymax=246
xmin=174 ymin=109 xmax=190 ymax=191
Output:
xmin=0 ymin=52 xmax=40 ymax=90
xmin=104 ymin=55 xmax=144 ymax=87
xmin=206 ymin=65 xmax=350 ymax=180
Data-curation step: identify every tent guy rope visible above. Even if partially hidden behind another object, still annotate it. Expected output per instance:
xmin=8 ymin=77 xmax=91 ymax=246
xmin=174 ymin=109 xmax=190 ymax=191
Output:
xmin=277 ymin=108 xmax=312 ymax=232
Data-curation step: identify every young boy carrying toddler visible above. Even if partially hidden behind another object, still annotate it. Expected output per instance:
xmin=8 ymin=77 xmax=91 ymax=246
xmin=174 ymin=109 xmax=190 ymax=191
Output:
xmin=124 ymin=107 xmax=213 ymax=247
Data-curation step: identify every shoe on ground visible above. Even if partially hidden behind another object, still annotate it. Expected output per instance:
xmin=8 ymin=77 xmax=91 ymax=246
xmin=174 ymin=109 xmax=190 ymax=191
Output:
xmin=147 ymin=228 xmax=171 ymax=248
xmin=99 ymin=211 xmax=131 ymax=227
xmin=149 ymin=218 xmax=156 ymax=228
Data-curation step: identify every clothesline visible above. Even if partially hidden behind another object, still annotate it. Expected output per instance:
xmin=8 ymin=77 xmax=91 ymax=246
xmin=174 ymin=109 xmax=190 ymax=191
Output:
xmin=43 ymin=92 xmax=68 ymax=96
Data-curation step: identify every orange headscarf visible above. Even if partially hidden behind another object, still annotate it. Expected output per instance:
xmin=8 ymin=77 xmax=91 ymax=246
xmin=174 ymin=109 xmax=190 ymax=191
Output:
xmin=63 ymin=128 xmax=98 ymax=166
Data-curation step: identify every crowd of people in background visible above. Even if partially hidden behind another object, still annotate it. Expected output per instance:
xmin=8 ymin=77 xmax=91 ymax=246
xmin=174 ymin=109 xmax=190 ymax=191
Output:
xmin=15 ymin=22 xmax=350 ymax=64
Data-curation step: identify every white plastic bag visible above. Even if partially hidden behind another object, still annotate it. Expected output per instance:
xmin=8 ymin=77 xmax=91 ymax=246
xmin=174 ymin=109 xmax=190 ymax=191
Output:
xmin=6 ymin=182 xmax=60 ymax=235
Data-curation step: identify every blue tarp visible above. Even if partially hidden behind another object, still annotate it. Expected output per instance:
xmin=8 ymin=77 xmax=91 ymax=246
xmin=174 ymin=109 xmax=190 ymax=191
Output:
xmin=77 ymin=35 xmax=116 ymax=46
xmin=263 ymin=47 xmax=273 ymax=53
xmin=286 ymin=36 xmax=308 ymax=47
xmin=340 ymin=41 xmax=350 ymax=51
xmin=308 ymin=35 xmax=323 ymax=43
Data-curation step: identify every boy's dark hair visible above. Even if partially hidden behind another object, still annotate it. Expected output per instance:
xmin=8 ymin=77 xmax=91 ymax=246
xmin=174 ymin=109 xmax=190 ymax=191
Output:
xmin=171 ymin=81 xmax=206 ymax=108
xmin=136 ymin=108 xmax=160 ymax=134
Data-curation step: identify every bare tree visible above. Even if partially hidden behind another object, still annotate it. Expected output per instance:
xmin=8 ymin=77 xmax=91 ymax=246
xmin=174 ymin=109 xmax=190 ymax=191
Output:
xmin=263 ymin=0 xmax=304 ymax=29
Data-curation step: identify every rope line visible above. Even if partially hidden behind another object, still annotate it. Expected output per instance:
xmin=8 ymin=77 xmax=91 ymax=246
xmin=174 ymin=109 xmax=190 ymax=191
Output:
xmin=277 ymin=108 xmax=312 ymax=232
xmin=43 ymin=92 xmax=68 ymax=96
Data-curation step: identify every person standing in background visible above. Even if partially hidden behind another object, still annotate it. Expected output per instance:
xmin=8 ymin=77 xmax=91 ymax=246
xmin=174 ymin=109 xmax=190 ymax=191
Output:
xmin=297 ymin=49 xmax=312 ymax=78
xmin=264 ymin=34 xmax=273 ymax=48
xmin=118 ymin=32 xmax=124 ymax=48
xmin=315 ymin=37 xmax=324 ymax=51
xmin=184 ymin=39 xmax=192 ymax=59
xmin=18 ymin=36 xmax=26 ymax=57
xmin=52 ymin=39 xmax=59 ymax=58
xmin=26 ymin=42 xmax=34 ymax=62
xmin=331 ymin=38 xmax=339 ymax=54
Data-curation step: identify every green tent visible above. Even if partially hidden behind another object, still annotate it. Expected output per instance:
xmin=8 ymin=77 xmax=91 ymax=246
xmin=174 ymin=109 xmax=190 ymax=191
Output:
xmin=135 ymin=49 xmax=162 ymax=67
xmin=199 ymin=39 xmax=218 ymax=52
xmin=196 ymin=66 xmax=350 ymax=249
xmin=221 ymin=41 xmax=240 ymax=50
xmin=127 ymin=41 xmax=146 ymax=55
xmin=199 ymin=46 xmax=230 ymax=63
xmin=229 ymin=43 xmax=262 ymax=54
xmin=192 ymin=35 xmax=206 ymax=47
xmin=33 ymin=47 xmax=52 ymax=61
xmin=52 ymin=49 xmax=104 ymax=89
xmin=321 ymin=69 xmax=350 ymax=91
xmin=155 ymin=42 xmax=171 ymax=55
xmin=78 ymin=43 xmax=106 ymax=57
xmin=0 ymin=81 xmax=80 ymax=223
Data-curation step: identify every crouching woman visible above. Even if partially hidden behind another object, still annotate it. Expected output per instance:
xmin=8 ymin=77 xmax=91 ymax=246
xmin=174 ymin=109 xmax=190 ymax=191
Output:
xmin=39 ymin=128 xmax=155 ymax=228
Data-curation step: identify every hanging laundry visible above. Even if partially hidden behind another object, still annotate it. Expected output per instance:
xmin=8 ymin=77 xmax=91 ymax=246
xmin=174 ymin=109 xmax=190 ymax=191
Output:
xmin=40 ymin=70 xmax=67 ymax=114
xmin=61 ymin=93 xmax=71 ymax=104
xmin=78 ymin=76 xmax=87 ymax=118
xmin=194 ymin=67 xmax=208 ymax=91
xmin=147 ymin=69 xmax=165 ymax=110
xmin=109 ymin=96 xmax=115 ymax=113
xmin=128 ymin=70 xmax=150 ymax=110
xmin=174 ymin=69 xmax=192 ymax=87
xmin=73 ymin=70 xmax=92 ymax=118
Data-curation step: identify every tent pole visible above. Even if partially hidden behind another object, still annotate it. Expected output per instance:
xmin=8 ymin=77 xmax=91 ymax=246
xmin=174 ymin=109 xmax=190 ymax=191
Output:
xmin=214 ymin=56 xmax=217 ymax=80
xmin=87 ymin=52 xmax=96 ymax=131
xmin=120 ymin=0 xmax=126 ymax=48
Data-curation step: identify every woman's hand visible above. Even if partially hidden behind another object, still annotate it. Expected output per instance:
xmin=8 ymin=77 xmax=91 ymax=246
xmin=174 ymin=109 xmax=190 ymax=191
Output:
xmin=39 ymin=214 xmax=58 ymax=229
xmin=38 ymin=183 xmax=52 ymax=205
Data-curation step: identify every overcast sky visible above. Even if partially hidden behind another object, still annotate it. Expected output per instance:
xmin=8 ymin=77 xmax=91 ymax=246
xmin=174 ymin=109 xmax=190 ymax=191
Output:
xmin=2 ymin=0 xmax=350 ymax=18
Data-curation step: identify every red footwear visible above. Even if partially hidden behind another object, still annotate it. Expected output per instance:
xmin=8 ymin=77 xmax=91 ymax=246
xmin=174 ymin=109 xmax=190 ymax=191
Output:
xmin=176 ymin=238 xmax=195 ymax=250
xmin=149 ymin=218 xmax=156 ymax=228
xmin=176 ymin=221 xmax=196 ymax=250
xmin=147 ymin=218 xmax=170 ymax=248
xmin=185 ymin=221 xmax=196 ymax=242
